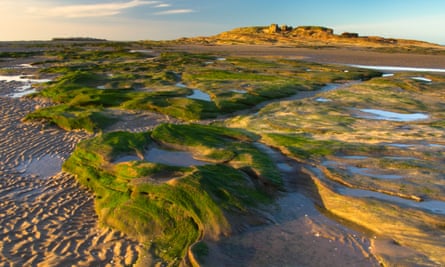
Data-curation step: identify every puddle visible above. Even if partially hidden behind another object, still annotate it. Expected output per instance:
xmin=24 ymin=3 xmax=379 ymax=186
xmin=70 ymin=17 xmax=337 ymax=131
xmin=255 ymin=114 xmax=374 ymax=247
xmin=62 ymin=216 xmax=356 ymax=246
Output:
xmin=385 ymin=143 xmax=444 ymax=150
xmin=2 ymin=63 xmax=36 ymax=69
xmin=411 ymin=77 xmax=432 ymax=82
xmin=320 ymin=83 xmax=352 ymax=92
xmin=348 ymin=166 xmax=402 ymax=180
xmin=311 ymin=164 xmax=445 ymax=215
xmin=341 ymin=156 xmax=369 ymax=160
xmin=349 ymin=65 xmax=445 ymax=73
xmin=175 ymin=82 xmax=187 ymax=88
xmin=216 ymin=57 xmax=226 ymax=61
xmin=145 ymin=147 xmax=208 ymax=167
xmin=324 ymin=161 xmax=402 ymax=180
xmin=97 ymin=85 xmax=106 ymax=89
xmin=386 ymin=143 xmax=415 ymax=148
xmin=338 ymin=187 xmax=445 ymax=215
xmin=0 ymin=75 xmax=51 ymax=98
xmin=187 ymin=89 xmax=212 ymax=102
xmin=16 ymin=154 xmax=63 ymax=178
xmin=130 ymin=49 xmax=154 ymax=54
xmin=19 ymin=63 xmax=36 ymax=68
xmin=230 ymin=89 xmax=248 ymax=94
xmin=382 ymin=73 xmax=394 ymax=77
xmin=113 ymin=155 xmax=142 ymax=163
xmin=358 ymin=109 xmax=429 ymax=122
xmin=10 ymin=85 xmax=37 ymax=98
xmin=114 ymin=147 xmax=208 ymax=167
xmin=384 ymin=156 xmax=417 ymax=160
xmin=315 ymin=98 xmax=331 ymax=102
xmin=0 ymin=75 xmax=51 ymax=84
xmin=429 ymin=144 xmax=445 ymax=149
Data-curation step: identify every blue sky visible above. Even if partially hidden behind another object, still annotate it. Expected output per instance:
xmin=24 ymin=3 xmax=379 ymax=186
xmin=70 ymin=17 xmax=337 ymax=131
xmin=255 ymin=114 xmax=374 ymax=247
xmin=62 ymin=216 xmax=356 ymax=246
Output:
xmin=1 ymin=0 xmax=444 ymax=44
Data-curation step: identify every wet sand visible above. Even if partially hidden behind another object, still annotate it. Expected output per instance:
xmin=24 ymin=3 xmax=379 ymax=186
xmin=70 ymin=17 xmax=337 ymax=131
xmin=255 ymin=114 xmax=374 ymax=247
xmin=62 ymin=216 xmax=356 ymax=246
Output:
xmin=165 ymin=44 xmax=445 ymax=70
xmin=0 ymin=96 xmax=142 ymax=266
xmin=203 ymin=144 xmax=378 ymax=267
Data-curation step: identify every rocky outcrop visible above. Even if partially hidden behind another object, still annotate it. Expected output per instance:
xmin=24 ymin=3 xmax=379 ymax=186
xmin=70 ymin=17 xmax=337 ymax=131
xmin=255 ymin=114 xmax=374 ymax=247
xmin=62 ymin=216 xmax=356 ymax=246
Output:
xmin=341 ymin=32 xmax=359 ymax=38
xmin=187 ymin=23 xmax=445 ymax=51
xmin=291 ymin=26 xmax=334 ymax=38
xmin=268 ymin=24 xmax=280 ymax=34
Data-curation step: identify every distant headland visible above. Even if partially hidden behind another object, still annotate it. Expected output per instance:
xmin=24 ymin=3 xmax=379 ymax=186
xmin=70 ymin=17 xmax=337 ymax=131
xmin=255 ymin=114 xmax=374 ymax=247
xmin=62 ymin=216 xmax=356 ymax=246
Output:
xmin=51 ymin=37 xmax=107 ymax=42
xmin=178 ymin=24 xmax=444 ymax=51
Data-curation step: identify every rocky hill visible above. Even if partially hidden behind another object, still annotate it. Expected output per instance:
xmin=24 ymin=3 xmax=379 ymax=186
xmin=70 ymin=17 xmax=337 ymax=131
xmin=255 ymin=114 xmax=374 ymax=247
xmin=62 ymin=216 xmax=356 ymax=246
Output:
xmin=184 ymin=24 xmax=444 ymax=52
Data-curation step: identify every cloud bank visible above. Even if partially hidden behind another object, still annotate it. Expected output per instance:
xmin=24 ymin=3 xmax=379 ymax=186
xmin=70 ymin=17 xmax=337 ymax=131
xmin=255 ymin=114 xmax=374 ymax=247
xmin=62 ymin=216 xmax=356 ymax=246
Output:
xmin=28 ymin=0 xmax=161 ymax=18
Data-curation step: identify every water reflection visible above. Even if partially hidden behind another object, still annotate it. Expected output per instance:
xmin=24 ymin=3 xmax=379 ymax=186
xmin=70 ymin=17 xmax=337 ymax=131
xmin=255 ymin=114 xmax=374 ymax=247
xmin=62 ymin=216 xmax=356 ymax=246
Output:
xmin=187 ymin=89 xmax=212 ymax=102
xmin=145 ymin=147 xmax=208 ymax=167
xmin=338 ymin=187 xmax=445 ymax=215
xmin=349 ymin=64 xmax=445 ymax=73
xmin=114 ymin=147 xmax=208 ymax=167
xmin=358 ymin=109 xmax=429 ymax=122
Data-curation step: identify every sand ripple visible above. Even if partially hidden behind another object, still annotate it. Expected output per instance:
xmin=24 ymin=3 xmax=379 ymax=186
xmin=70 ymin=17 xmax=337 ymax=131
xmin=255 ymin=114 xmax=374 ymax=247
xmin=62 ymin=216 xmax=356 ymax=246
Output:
xmin=0 ymin=96 xmax=142 ymax=266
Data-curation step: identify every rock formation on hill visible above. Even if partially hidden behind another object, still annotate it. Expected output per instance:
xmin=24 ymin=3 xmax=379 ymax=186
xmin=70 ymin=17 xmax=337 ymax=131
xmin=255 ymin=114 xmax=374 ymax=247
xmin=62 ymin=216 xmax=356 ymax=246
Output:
xmin=184 ymin=24 xmax=444 ymax=51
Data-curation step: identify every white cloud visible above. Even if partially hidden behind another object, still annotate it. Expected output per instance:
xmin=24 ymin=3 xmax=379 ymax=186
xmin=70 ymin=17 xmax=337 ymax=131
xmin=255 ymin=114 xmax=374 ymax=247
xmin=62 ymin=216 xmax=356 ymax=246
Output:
xmin=27 ymin=0 xmax=161 ymax=18
xmin=155 ymin=4 xmax=171 ymax=8
xmin=154 ymin=9 xmax=195 ymax=15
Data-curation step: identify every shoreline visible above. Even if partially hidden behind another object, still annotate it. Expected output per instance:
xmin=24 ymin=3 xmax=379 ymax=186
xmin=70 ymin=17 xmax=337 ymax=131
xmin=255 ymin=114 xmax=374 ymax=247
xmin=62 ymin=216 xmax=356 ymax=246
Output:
xmin=1 ymin=44 xmax=444 ymax=265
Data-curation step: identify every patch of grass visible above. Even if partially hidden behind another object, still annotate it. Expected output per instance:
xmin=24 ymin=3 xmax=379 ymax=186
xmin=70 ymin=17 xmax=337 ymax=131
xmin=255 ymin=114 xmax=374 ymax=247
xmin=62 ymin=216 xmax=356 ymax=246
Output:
xmin=25 ymin=105 xmax=116 ymax=133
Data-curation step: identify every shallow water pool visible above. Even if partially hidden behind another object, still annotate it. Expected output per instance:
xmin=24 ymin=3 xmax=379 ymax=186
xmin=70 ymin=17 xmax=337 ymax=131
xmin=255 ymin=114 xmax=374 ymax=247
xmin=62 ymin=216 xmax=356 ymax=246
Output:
xmin=145 ymin=147 xmax=208 ymax=167
xmin=358 ymin=109 xmax=428 ymax=122
xmin=338 ymin=187 xmax=445 ymax=215
xmin=349 ymin=64 xmax=445 ymax=73
xmin=0 ymin=75 xmax=51 ymax=98
xmin=187 ymin=89 xmax=212 ymax=102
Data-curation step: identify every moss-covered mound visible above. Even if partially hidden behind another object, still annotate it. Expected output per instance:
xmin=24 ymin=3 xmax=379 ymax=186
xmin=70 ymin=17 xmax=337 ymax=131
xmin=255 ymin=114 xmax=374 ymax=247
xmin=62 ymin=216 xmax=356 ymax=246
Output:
xmin=63 ymin=124 xmax=281 ymax=265
xmin=26 ymin=48 xmax=380 ymax=132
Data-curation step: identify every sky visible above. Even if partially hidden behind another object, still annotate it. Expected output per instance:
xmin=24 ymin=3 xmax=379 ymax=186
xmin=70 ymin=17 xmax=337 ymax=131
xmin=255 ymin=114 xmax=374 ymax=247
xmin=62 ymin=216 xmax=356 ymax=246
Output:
xmin=1 ymin=0 xmax=444 ymax=44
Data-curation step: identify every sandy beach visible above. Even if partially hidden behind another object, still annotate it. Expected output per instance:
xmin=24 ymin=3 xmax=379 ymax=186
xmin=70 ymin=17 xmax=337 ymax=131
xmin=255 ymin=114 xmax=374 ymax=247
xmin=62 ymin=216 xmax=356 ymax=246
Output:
xmin=1 ymin=44 xmax=444 ymax=266
xmin=0 ymin=96 xmax=143 ymax=266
